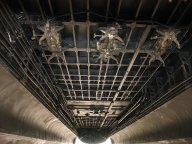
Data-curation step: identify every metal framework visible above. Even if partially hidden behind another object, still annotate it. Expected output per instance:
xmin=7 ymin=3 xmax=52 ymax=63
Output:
xmin=0 ymin=0 xmax=192 ymax=137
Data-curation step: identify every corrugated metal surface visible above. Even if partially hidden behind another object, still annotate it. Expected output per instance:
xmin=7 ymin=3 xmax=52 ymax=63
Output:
xmin=0 ymin=65 xmax=75 ymax=143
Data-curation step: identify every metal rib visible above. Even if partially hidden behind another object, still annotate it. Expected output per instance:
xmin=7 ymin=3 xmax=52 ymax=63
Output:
xmin=69 ymin=0 xmax=84 ymax=100
xmin=100 ymin=25 xmax=152 ymax=128
xmin=107 ymin=24 xmax=135 ymax=101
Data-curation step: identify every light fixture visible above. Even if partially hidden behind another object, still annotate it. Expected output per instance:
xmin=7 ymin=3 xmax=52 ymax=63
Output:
xmin=94 ymin=24 xmax=125 ymax=64
xmin=75 ymin=137 xmax=112 ymax=144
xmin=148 ymin=29 xmax=181 ymax=66
xmin=37 ymin=21 xmax=64 ymax=64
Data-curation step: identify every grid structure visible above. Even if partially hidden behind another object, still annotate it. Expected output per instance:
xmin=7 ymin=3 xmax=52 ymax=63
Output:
xmin=36 ymin=23 xmax=155 ymax=128
xmin=2 ymin=0 xmax=192 ymax=135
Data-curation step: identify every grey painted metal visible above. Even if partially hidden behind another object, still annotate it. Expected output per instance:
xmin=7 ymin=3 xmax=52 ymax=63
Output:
xmin=0 ymin=65 xmax=75 ymax=143
xmin=0 ymin=132 xmax=64 ymax=144
xmin=112 ymin=87 xmax=192 ymax=144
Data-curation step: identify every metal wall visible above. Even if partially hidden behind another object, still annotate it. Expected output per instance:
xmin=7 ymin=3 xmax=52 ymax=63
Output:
xmin=0 ymin=65 xmax=75 ymax=144
xmin=112 ymin=86 xmax=192 ymax=144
